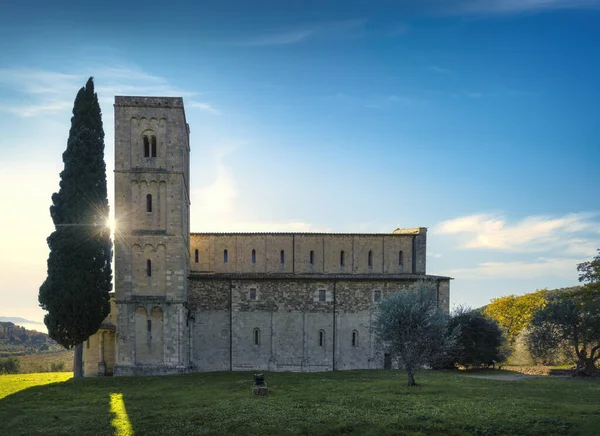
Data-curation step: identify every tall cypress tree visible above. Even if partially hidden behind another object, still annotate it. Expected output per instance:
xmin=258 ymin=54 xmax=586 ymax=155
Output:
xmin=39 ymin=77 xmax=112 ymax=377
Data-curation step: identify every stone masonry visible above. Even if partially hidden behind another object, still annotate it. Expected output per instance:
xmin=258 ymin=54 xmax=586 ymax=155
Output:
xmin=82 ymin=96 xmax=451 ymax=377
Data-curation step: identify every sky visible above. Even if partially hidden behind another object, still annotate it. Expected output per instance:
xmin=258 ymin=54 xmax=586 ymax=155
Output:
xmin=1 ymin=0 xmax=599 ymax=331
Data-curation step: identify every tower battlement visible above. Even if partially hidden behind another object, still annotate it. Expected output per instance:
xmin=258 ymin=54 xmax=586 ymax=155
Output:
xmin=114 ymin=96 xmax=184 ymax=108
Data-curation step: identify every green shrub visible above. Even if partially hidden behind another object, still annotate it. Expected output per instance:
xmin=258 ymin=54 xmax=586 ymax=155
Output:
xmin=0 ymin=356 xmax=20 ymax=374
xmin=50 ymin=361 xmax=65 ymax=372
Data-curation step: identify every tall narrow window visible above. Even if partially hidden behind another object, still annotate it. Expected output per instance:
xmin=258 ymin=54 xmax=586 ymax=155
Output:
xmin=374 ymin=290 xmax=382 ymax=303
xmin=143 ymin=136 xmax=150 ymax=157
xmin=352 ymin=330 xmax=358 ymax=347
xmin=251 ymin=249 xmax=256 ymax=264
xmin=249 ymin=288 xmax=257 ymax=301
xmin=319 ymin=290 xmax=326 ymax=302
xmin=399 ymin=251 xmax=404 ymax=266
xmin=368 ymin=250 xmax=373 ymax=267
xmin=147 ymin=319 xmax=152 ymax=333
xmin=310 ymin=250 xmax=314 ymax=265
xmin=319 ymin=330 xmax=325 ymax=347
xmin=280 ymin=250 xmax=285 ymax=264
xmin=86 ymin=340 xmax=90 ymax=349
xmin=151 ymin=136 xmax=157 ymax=157
xmin=253 ymin=328 xmax=260 ymax=345
xmin=224 ymin=249 xmax=228 ymax=263
xmin=194 ymin=249 xmax=199 ymax=263
xmin=340 ymin=250 xmax=345 ymax=267
xmin=146 ymin=194 xmax=152 ymax=213
xmin=146 ymin=259 xmax=152 ymax=277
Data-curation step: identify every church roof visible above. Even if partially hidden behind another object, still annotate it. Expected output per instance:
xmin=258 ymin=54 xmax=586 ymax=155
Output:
xmin=190 ymin=228 xmax=427 ymax=237
xmin=189 ymin=273 xmax=452 ymax=281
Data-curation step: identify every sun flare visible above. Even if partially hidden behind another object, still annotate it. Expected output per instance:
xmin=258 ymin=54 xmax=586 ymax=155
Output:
xmin=106 ymin=217 xmax=116 ymax=234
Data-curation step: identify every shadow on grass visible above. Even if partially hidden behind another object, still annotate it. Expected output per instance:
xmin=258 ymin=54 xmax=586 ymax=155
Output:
xmin=0 ymin=370 xmax=598 ymax=435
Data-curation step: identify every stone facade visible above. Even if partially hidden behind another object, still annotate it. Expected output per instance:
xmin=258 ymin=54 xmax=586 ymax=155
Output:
xmin=83 ymin=297 xmax=117 ymax=376
xmin=82 ymin=96 xmax=451 ymax=377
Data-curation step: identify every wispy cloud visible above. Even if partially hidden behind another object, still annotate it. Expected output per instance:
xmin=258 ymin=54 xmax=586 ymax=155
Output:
xmin=430 ymin=65 xmax=452 ymax=74
xmin=438 ymin=0 xmax=600 ymax=14
xmin=387 ymin=23 xmax=411 ymax=37
xmin=465 ymin=91 xmax=483 ymax=98
xmin=1 ymin=100 xmax=74 ymax=117
xmin=434 ymin=212 xmax=600 ymax=256
xmin=342 ymin=93 xmax=420 ymax=109
xmin=445 ymin=257 xmax=579 ymax=279
xmin=0 ymin=67 xmax=220 ymax=117
xmin=231 ymin=20 xmax=366 ymax=47
xmin=367 ymin=94 xmax=418 ymax=109
xmin=187 ymin=101 xmax=221 ymax=115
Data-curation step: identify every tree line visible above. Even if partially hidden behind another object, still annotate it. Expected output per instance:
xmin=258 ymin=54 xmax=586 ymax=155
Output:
xmin=375 ymin=249 xmax=600 ymax=386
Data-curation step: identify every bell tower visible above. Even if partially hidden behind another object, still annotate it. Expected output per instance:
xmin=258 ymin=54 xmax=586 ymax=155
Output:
xmin=113 ymin=96 xmax=190 ymax=375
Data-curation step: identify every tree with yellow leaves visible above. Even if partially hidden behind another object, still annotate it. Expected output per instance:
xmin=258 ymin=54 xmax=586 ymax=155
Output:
xmin=484 ymin=290 xmax=547 ymax=345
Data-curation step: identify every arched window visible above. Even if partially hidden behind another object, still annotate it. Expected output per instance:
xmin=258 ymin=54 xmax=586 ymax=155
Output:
xmin=143 ymin=136 xmax=150 ymax=157
xmin=253 ymin=328 xmax=260 ymax=345
xmin=194 ymin=249 xmax=199 ymax=263
xmin=399 ymin=251 xmax=404 ymax=266
xmin=368 ymin=250 xmax=373 ymax=267
xmin=151 ymin=136 xmax=157 ymax=157
xmin=319 ymin=290 xmax=326 ymax=302
xmin=319 ymin=330 xmax=325 ymax=347
xmin=280 ymin=250 xmax=285 ymax=264
xmin=310 ymin=250 xmax=314 ymax=265
xmin=146 ymin=194 xmax=152 ymax=213
xmin=340 ymin=250 xmax=345 ymax=267
xmin=224 ymin=249 xmax=228 ymax=263
xmin=146 ymin=259 xmax=152 ymax=277
xmin=251 ymin=249 xmax=256 ymax=264
xmin=352 ymin=330 xmax=358 ymax=347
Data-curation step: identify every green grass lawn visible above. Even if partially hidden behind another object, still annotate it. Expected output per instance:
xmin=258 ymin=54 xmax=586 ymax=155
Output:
xmin=1 ymin=370 xmax=599 ymax=436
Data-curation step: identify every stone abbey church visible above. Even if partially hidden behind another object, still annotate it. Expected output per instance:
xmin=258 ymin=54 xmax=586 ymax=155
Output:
xmin=82 ymin=97 xmax=452 ymax=377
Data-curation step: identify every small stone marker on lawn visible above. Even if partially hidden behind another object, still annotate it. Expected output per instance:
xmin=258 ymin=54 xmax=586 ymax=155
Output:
xmin=252 ymin=373 xmax=268 ymax=396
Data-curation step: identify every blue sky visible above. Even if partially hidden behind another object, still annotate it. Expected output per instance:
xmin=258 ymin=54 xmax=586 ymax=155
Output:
xmin=1 ymin=0 xmax=599 ymax=329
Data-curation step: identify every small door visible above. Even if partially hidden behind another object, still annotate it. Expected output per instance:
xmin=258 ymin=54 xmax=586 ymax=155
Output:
xmin=384 ymin=353 xmax=392 ymax=370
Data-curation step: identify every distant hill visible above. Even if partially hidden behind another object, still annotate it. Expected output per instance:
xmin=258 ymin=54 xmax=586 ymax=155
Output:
xmin=0 ymin=316 xmax=44 ymax=325
xmin=0 ymin=321 xmax=63 ymax=357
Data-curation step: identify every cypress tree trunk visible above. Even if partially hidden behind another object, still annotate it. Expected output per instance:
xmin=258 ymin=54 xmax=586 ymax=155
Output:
xmin=74 ymin=343 xmax=83 ymax=378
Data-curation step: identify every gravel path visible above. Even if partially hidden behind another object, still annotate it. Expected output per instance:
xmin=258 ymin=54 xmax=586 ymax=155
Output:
xmin=464 ymin=374 xmax=539 ymax=381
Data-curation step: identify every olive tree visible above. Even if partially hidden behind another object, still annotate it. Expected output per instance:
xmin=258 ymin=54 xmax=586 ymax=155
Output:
xmin=527 ymin=250 xmax=600 ymax=375
xmin=372 ymin=280 xmax=457 ymax=386
xmin=527 ymin=289 xmax=600 ymax=375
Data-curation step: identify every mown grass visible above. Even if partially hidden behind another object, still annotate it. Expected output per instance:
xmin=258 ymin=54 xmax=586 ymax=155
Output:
xmin=1 ymin=370 xmax=599 ymax=435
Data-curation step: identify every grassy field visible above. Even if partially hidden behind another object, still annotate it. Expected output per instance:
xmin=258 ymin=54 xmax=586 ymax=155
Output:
xmin=1 ymin=370 xmax=599 ymax=436
xmin=17 ymin=350 xmax=74 ymax=373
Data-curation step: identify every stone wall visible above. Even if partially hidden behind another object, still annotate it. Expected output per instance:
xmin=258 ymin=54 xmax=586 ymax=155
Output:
xmin=83 ymin=297 xmax=117 ymax=377
xmin=113 ymin=96 xmax=191 ymax=375
xmin=97 ymin=96 xmax=453 ymax=378
xmin=189 ymin=230 xmax=426 ymax=276
xmin=188 ymin=276 xmax=450 ymax=372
